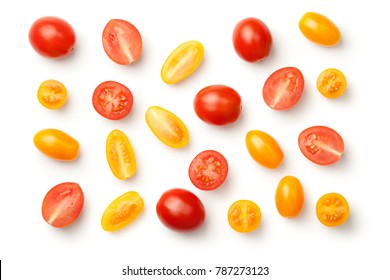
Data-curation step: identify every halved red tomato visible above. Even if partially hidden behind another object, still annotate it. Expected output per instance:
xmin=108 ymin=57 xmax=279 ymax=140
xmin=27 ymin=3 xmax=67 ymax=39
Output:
xmin=263 ymin=67 xmax=304 ymax=110
xmin=189 ymin=150 xmax=228 ymax=191
xmin=298 ymin=126 xmax=344 ymax=165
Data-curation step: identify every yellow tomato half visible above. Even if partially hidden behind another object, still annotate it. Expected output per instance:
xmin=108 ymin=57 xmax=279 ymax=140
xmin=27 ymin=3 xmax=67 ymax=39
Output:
xmin=228 ymin=200 xmax=261 ymax=233
xmin=316 ymin=192 xmax=349 ymax=227
xmin=37 ymin=79 xmax=68 ymax=109
xmin=316 ymin=68 xmax=347 ymax=98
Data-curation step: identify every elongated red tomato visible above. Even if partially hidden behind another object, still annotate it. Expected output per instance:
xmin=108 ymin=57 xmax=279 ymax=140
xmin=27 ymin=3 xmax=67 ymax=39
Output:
xmin=106 ymin=129 xmax=136 ymax=180
xmin=102 ymin=19 xmax=142 ymax=65
xmin=263 ymin=67 xmax=304 ymax=111
xmin=298 ymin=126 xmax=344 ymax=165
xmin=275 ymin=176 xmax=304 ymax=218
xmin=42 ymin=182 xmax=84 ymax=228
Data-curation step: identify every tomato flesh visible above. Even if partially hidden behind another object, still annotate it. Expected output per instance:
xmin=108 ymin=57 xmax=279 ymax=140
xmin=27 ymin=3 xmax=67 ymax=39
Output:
xmin=316 ymin=193 xmax=349 ymax=227
xmin=263 ymin=67 xmax=304 ymax=111
xmin=189 ymin=150 xmax=228 ymax=191
xmin=228 ymin=200 xmax=261 ymax=233
xmin=275 ymin=176 xmax=304 ymax=218
xmin=298 ymin=126 xmax=344 ymax=165
xmin=317 ymin=68 xmax=347 ymax=98
xmin=102 ymin=19 xmax=142 ymax=65
xmin=37 ymin=79 xmax=67 ymax=109
xmin=42 ymin=182 xmax=84 ymax=228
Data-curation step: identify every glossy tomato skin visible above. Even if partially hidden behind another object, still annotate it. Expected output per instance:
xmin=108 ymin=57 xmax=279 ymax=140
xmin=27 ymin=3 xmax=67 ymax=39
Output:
xmin=189 ymin=150 xmax=228 ymax=191
xmin=263 ymin=67 xmax=304 ymax=111
xmin=42 ymin=182 xmax=84 ymax=228
xmin=37 ymin=79 xmax=67 ymax=109
xmin=316 ymin=193 xmax=349 ymax=227
xmin=194 ymin=85 xmax=242 ymax=126
xmin=92 ymin=81 xmax=133 ymax=120
xmin=298 ymin=126 xmax=344 ymax=165
xmin=228 ymin=200 xmax=261 ymax=233
xmin=156 ymin=188 xmax=205 ymax=232
xmin=34 ymin=128 xmax=79 ymax=161
xmin=275 ymin=176 xmax=304 ymax=218
xmin=233 ymin=17 xmax=272 ymax=63
xmin=102 ymin=19 xmax=142 ymax=65
xmin=29 ymin=16 xmax=76 ymax=58
xmin=316 ymin=68 xmax=347 ymax=98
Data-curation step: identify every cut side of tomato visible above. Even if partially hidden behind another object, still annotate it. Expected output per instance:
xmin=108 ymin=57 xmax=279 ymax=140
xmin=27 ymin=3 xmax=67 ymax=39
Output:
xmin=317 ymin=68 xmax=347 ymax=98
xmin=228 ymin=200 xmax=261 ymax=233
xmin=37 ymin=79 xmax=67 ymax=109
xmin=316 ymin=193 xmax=349 ymax=227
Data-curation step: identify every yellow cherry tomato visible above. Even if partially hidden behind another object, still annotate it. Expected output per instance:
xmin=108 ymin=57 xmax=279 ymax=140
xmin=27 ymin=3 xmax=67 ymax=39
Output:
xmin=275 ymin=176 xmax=304 ymax=218
xmin=33 ymin=128 xmax=79 ymax=161
xmin=316 ymin=192 xmax=349 ymax=227
xmin=228 ymin=200 xmax=261 ymax=233
xmin=245 ymin=130 xmax=284 ymax=169
xmin=145 ymin=106 xmax=189 ymax=148
xmin=106 ymin=129 xmax=136 ymax=180
xmin=161 ymin=40 xmax=204 ymax=84
xmin=101 ymin=191 xmax=144 ymax=232
xmin=299 ymin=12 xmax=341 ymax=46
xmin=37 ymin=79 xmax=68 ymax=109
xmin=316 ymin=68 xmax=347 ymax=98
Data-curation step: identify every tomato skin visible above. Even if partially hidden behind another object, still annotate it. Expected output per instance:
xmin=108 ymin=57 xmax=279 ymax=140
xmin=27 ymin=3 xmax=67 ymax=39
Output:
xmin=101 ymin=191 xmax=144 ymax=232
xmin=102 ymin=19 xmax=142 ymax=65
xmin=299 ymin=12 xmax=341 ymax=47
xmin=29 ymin=16 xmax=76 ymax=59
xmin=156 ymin=188 xmax=205 ymax=232
xmin=263 ymin=67 xmax=305 ymax=111
xmin=233 ymin=17 xmax=272 ymax=63
xmin=316 ymin=68 xmax=347 ymax=98
xmin=228 ymin=200 xmax=261 ymax=233
xmin=161 ymin=40 xmax=204 ymax=84
xmin=37 ymin=79 xmax=67 ymax=109
xmin=106 ymin=129 xmax=136 ymax=180
xmin=316 ymin=193 xmax=349 ymax=227
xmin=42 ymin=182 xmax=84 ymax=228
xmin=275 ymin=176 xmax=304 ymax=218
xmin=92 ymin=81 xmax=133 ymax=120
xmin=33 ymin=128 xmax=79 ymax=161
xmin=189 ymin=150 xmax=228 ymax=191
xmin=145 ymin=106 xmax=189 ymax=148
xmin=194 ymin=85 xmax=242 ymax=126
xmin=298 ymin=126 xmax=344 ymax=165
xmin=245 ymin=130 xmax=284 ymax=169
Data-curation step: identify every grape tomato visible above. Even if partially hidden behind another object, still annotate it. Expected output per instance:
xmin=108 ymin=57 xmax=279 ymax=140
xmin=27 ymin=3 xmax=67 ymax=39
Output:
xmin=317 ymin=68 xmax=347 ymax=98
xmin=37 ymin=79 xmax=68 ymax=109
xmin=228 ymin=200 xmax=261 ymax=233
xmin=275 ymin=176 xmax=304 ymax=218
xmin=316 ymin=192 xmax=349 ymax=227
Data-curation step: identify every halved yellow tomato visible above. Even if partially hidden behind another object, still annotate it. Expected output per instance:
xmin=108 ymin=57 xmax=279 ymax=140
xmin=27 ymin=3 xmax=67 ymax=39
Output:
xmin=316 ymin=192 xmax=349 ymax=227
xmin=106 ymin=129 xmax=136 ymax=180
xmin=316 ymin=68 xmax=347 ymax=98
xmin=228 ymin=200 xmax=261 ymax=233
xmin=37 ymin=79 xmax=67 ymax=109
xmin=275 ymin=176 xmax=304 ymax=218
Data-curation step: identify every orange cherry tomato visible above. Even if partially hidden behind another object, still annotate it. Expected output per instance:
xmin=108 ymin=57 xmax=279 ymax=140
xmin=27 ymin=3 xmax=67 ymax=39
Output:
xmin=37 ymin=79 xmax=67 ymax=109
xmin=316 ymin=193 xmax=349 ymax=227
xmin=245 ymin=130 xmax=284 ymax=169
xmin=101 ymin=191 xmax=144 ymax=232
xmin=228 ymin=200 xmax=261 ymax=233
xmin=299 ymin=12 xmax=341 ymax=47
xmin=33 ymin=128 xmax=79 ymax=161
xmin=275 ymin=176 xmax=304 ymax=218
xmin=161 ymin=40 xmax=204 ymax=84
xmin=106 ymin=129 xmax=136 ymax=180
xmin=145 ymin=106 xmax=189 ymax=148
xmin=316 ymin=68 xmax=347 ymax=98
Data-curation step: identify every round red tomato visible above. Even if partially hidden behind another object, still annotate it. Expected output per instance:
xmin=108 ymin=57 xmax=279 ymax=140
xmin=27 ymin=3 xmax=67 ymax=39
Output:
xmin=263 ymin=67 xmax=304 ymax=111
xmin=298 ymin=126 xmax=344 ymax=165
xmin=194 ymin=85 xmax=242 ymax=126
xmin=92 ymin=81 xmax=134 ymax=120
xmin=233 ymin=17 xmax=272 ymax=63
xmin=29 ymin=16 xmax=76 ymax=59
xmin=156 ymin=188 xmax=206 ymax=231
xmin=189 ymin=150 xmax=228 ymax=191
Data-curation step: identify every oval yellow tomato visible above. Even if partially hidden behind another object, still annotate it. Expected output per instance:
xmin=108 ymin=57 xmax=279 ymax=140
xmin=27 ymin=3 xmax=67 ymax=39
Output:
xmin=101 ymin=191 xmax=144 ymax=232
xmin=161 ymin=40 xmax=204 ymax=84
xmin=145 ymin=106 xmax=189 ymax=148
xmin=106 ymin=129 xmax=136 ymax=180
xmin=37 ymin=79 xmax=68 ymax=109
xmin=228 ymin=200 xmax=261 ymax=233
xmin=316 ymin=192 xmax=349 ymax=227
xmin=316 ymin=68 xmax=347 ymax=98
xmin=33 ymin=128 xmax=79 ymax=161
xmin=275 ymin=176 xmax=304 ymax=218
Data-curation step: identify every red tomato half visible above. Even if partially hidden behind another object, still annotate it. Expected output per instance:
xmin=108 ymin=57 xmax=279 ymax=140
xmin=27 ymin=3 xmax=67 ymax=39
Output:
xmin=92 ymin=81 xmax=134 ymax=120
xmin=194 ymin=85 xmax=242 ymax=126
xmin=29 ymin=16 xmax=76 ymax=59
xmin=102 ymin=19 xmax=142 ymax=65
xmin=298 ymin=126 xmax=344 ymax=165
xmin=189 ymin=150 xmax=228 ymax=191
xmin=263 ymin=67 xmax=305 ymax=111
xmin=156 ymin=188 xmax=205 ymax=232
xmin=233 ymin=17 xmax=272 ymax=63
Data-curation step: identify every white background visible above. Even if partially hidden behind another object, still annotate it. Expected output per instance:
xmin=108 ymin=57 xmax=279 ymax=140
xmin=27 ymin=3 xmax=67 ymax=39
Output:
xmin=1 ymin=0 xmax=389 ymax=279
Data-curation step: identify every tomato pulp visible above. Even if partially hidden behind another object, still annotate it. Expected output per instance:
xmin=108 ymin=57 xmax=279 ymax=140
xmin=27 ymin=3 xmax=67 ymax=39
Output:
xmin=228 ymin=200 xmax=261 ymax=233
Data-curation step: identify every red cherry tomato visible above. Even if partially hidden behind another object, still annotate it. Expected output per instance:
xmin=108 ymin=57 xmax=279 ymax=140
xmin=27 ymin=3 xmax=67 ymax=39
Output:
xmin=92 ymin=81 xmax=134 ymax=120
xmin=189 ymin=150 xmax=228 ymax=191
xmin=156 ymin=188 xmax=205 ymax=231
xmin=29 ymin=16 xmax=76 ymax=59
xmin=263 ymin=67 xmax=305 ymax=111
xmin=298 ymin=126 xmax=344 ymax=165
xmin=232 ymin=17 xmax=272 ymax=63
xmin=194 ymin=85 xmax=242 ymax=126
xmin=42 ymin=182 xmax=84 ymax=228
xmin=102 ymin=19 xmax=142 ymax=65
